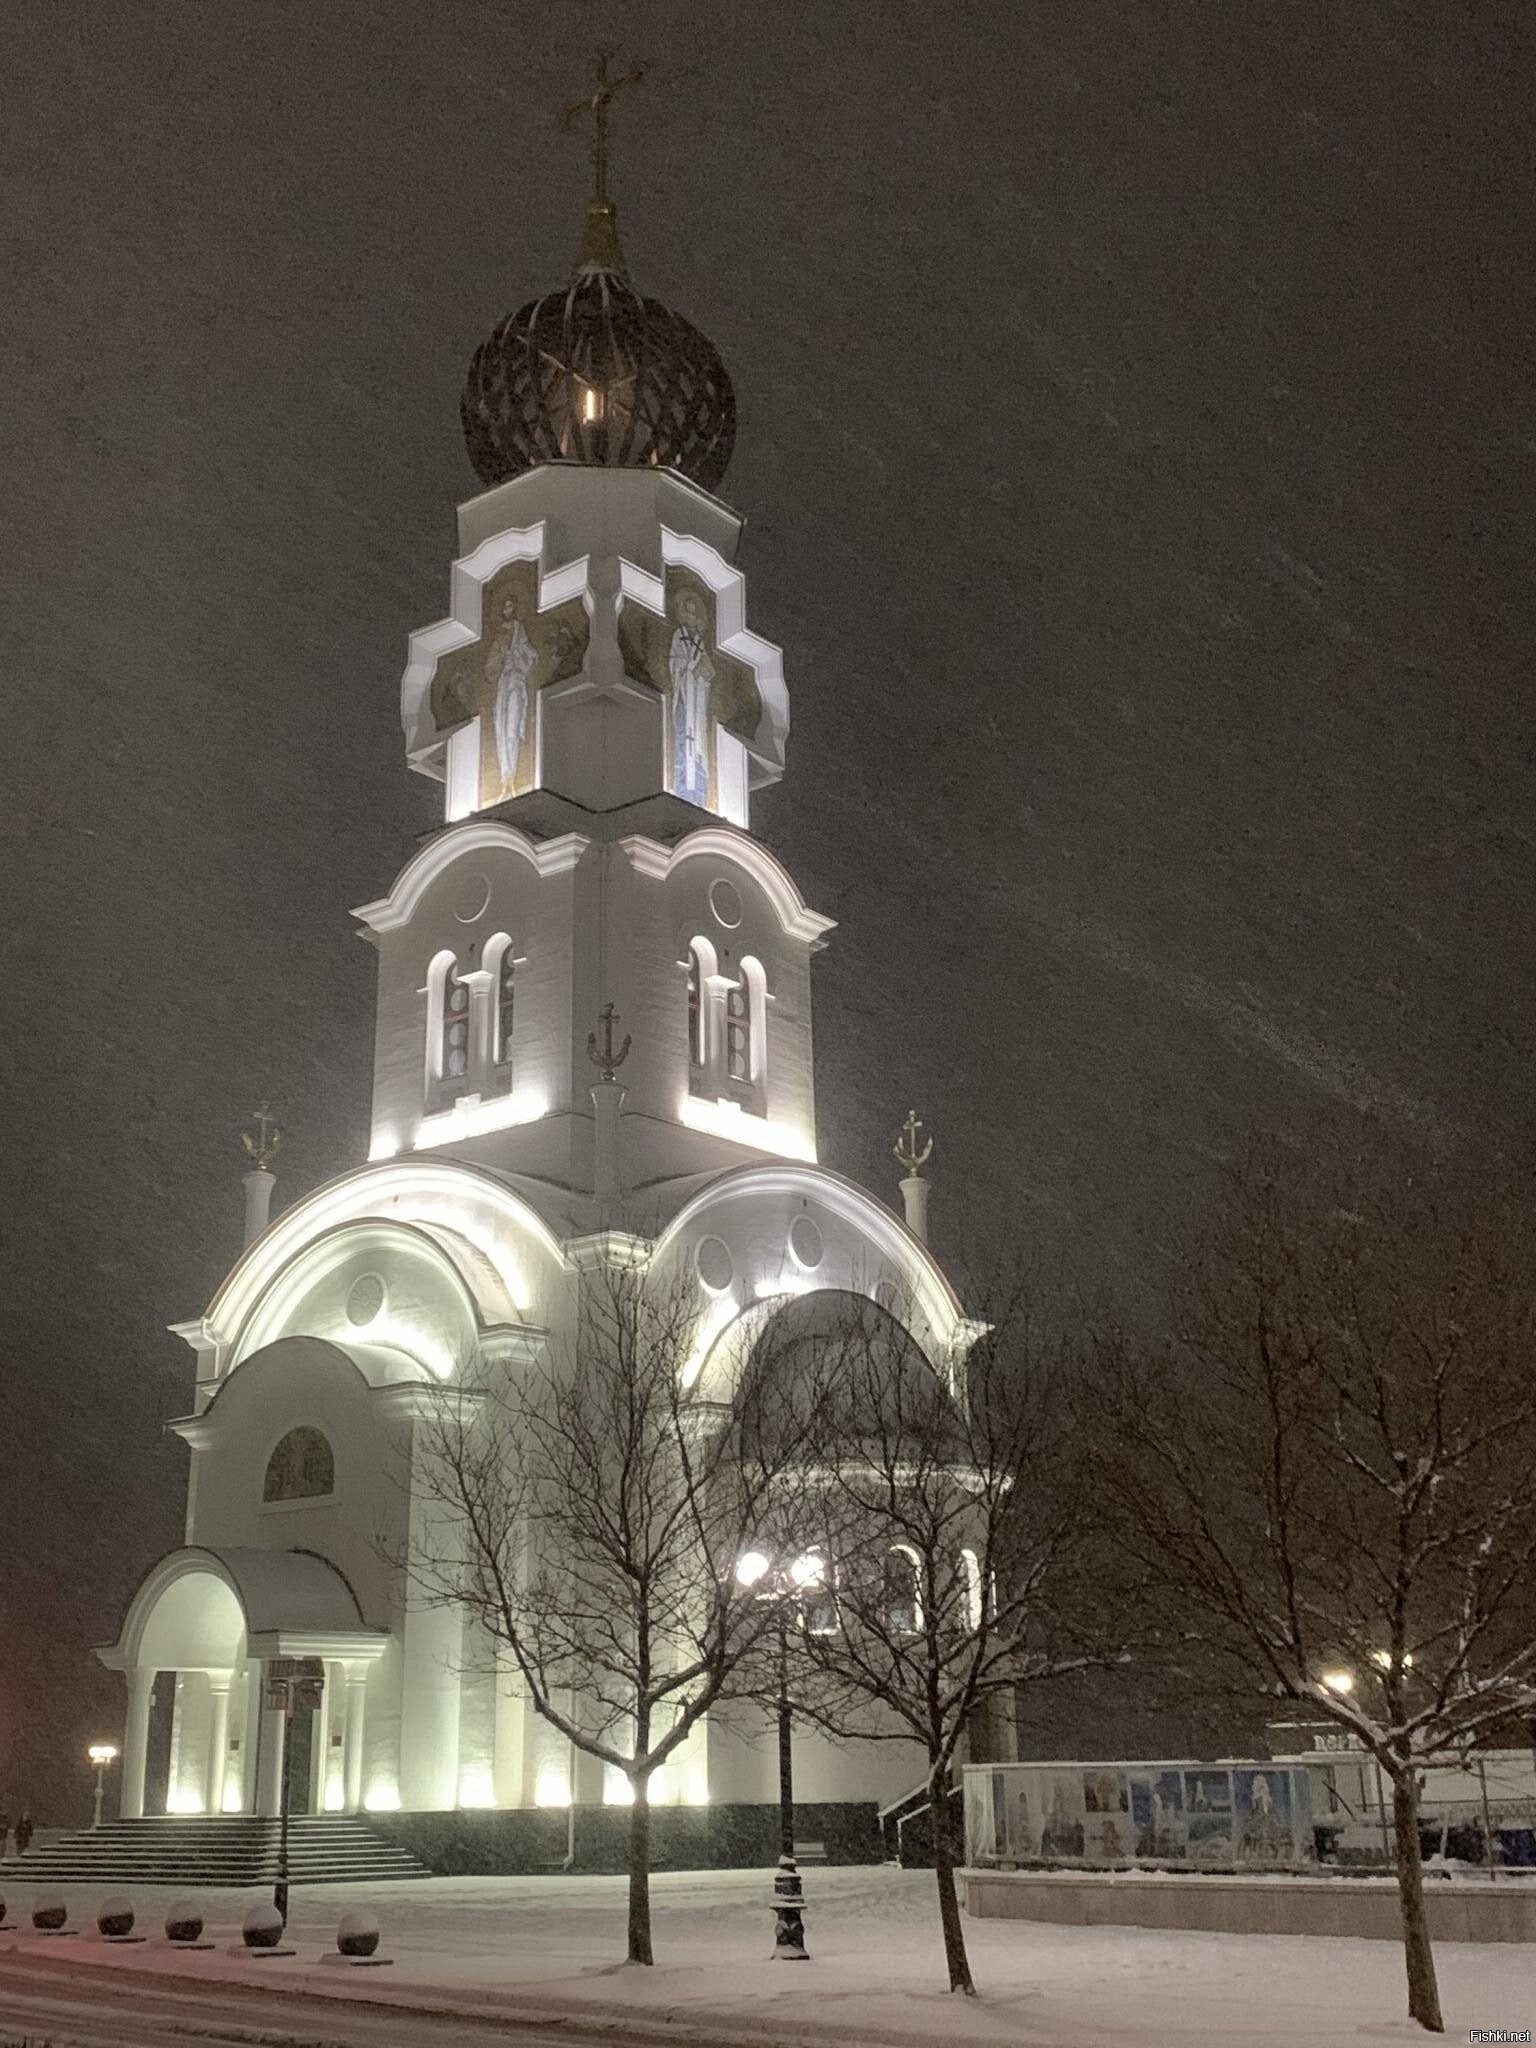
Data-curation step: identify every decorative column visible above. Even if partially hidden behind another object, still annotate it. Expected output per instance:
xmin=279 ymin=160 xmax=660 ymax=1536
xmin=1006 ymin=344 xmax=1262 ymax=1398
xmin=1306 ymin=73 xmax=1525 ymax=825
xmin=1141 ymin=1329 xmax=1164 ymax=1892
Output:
xmin=342 ymin=1668 xmax=369 ymax=1815
xmin=586 ymin=1004 xmax=631 ymax=1202
xmin=893 ymin=1110 xmax=933 ymax=1245
xmin=240 ymin=1105 xmax=282 ymax=1245
xmin=256 ymin=1694 xmax=286 ymax=1818
xmin=238 ymin=1659 xmax=264 ymax=1813
xmin=120 ymin=1667 xmax=155 ymax=1819
xmin=204 ymin=1673 xmax=232 ymax=1816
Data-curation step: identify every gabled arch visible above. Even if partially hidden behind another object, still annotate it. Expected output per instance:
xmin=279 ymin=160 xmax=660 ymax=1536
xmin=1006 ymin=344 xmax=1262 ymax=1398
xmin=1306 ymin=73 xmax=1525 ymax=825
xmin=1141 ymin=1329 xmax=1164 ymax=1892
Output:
xmin=353 ymin=820 xmax=588 ymax=937
xmin=651 ymin=1161 xmax=980 ymax=1371
xmin=184 ymin=1161 xmax=567 ymax=1379
xmin=97 ymin=1543 xmax=381 ymax=1673
xmin=621 ymin=829 xmax=835 ymax=945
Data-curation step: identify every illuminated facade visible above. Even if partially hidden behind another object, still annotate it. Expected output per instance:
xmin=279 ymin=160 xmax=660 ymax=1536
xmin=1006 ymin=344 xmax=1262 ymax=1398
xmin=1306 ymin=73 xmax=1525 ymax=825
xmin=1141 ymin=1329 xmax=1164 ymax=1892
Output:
xmin=100 ymin=177 xmax=984 ymax=1833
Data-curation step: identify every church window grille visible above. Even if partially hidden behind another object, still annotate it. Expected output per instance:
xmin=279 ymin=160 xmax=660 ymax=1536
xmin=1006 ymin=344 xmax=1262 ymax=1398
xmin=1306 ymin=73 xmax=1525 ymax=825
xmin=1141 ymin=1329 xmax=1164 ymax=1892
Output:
xmin=883 ymin=1546 xmax=922 ymax=1635
xmin=442 ymin=974 xmax=471 ymax=1080
xmin=494 ymin=946 xmax=515 ymax=1068
xmin=262 ymin=1426 xmax=335 ymax=1504
xmin=725 ymin=983 xmax=749 ymax=1083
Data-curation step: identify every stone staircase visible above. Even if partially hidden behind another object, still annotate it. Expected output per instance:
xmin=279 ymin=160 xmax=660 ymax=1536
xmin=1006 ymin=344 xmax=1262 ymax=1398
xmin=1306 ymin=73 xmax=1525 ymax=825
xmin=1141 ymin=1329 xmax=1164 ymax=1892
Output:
xmin=0 ymin=1815 xmax=431 ymax=1889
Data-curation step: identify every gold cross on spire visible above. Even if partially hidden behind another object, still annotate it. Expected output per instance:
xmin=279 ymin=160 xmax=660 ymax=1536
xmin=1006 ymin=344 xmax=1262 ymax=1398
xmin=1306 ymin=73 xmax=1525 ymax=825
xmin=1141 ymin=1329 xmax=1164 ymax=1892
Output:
xmin=587 ymin=1003 xmax=633 ymax=1082
xmin=241 ymin=1102 xmax=283 ymax=1174
xmin=893 ymin=1109 xmax=933 ymax=1178
xmin=560 ymin=47 xmax=645 ymax=207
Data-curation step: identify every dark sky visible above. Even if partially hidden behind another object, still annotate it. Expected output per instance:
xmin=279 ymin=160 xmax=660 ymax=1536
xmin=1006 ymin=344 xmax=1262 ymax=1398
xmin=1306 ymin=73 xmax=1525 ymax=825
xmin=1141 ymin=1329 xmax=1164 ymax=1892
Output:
xmin=2 ymin=2 xmax=1532 ymax=1816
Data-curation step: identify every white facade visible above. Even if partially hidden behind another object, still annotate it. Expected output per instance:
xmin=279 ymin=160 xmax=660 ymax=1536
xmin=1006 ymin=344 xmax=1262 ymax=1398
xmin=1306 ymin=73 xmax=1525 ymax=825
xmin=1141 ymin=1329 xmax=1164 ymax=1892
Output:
xmin=101 ymin=458 xmax=983 ymax=1828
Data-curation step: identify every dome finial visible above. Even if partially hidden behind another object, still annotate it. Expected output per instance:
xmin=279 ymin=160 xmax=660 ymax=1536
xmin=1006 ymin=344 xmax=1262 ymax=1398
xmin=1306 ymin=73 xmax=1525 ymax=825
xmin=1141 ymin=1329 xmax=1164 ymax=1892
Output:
xmin=560 ymin=47 xmax=646 ymax=274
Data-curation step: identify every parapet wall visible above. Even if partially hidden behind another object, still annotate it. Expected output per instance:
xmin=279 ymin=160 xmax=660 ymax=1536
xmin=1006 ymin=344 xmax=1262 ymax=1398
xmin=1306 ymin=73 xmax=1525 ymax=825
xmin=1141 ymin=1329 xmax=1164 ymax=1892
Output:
xmin=962 ymin=1868 xmax=1536 ymax=1943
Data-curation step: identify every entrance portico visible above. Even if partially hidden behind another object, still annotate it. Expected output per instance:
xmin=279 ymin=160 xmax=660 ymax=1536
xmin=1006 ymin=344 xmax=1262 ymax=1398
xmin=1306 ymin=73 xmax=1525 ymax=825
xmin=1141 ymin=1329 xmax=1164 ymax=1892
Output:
xmin=98 ymin=1546 xmax=387 ymax=1819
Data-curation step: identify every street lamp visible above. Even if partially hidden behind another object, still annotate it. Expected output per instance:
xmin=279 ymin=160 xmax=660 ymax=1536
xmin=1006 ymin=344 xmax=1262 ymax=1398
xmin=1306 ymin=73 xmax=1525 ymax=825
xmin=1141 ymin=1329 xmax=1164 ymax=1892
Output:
xmin=87 ymin=1744 xmax=119 ymax=1829
xmin=736 ymin=1549 xmax=826 ymax=1859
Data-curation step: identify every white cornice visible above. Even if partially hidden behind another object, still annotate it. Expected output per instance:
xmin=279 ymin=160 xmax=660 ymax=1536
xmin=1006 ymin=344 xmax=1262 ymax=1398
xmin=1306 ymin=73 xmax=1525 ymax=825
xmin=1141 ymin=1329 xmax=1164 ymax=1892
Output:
xmin=619 ymin=828 xmax=835 ymax=946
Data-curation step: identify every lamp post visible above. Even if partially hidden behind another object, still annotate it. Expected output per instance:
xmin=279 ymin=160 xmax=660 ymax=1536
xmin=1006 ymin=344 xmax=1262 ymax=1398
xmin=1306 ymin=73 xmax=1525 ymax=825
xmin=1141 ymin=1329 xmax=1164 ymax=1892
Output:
xmin=87 ymin=1744 xmax=119 ymax=1829
xmin=736 ymin=1549 xmax=828 ymax=1859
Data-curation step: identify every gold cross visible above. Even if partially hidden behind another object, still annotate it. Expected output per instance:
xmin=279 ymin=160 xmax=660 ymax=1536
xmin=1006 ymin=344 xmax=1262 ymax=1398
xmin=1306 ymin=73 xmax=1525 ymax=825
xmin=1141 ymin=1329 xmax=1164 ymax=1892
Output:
xmin=241 ymin=1102 xmax=283 ymax=1173
xmin=587 ymin=1002 xmax=633 ymax=1080
xmin=560 ymin=48 xmax=646 ymax=206
xmin=893 ymin=1109 xmax=933 ymax=1178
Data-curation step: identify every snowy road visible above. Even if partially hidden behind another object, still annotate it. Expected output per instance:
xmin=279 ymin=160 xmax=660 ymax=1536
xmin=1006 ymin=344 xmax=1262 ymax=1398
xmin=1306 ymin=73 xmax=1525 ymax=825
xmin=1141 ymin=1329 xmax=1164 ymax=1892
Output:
xmin=0 ymin=1948 xmax=738 ymax=2048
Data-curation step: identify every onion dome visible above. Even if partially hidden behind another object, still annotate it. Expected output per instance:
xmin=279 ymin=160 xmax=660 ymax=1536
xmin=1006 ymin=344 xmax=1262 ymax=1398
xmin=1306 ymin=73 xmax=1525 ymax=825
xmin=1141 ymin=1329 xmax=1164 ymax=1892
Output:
xmin=461 ymin=195 xmax=737 ymax=497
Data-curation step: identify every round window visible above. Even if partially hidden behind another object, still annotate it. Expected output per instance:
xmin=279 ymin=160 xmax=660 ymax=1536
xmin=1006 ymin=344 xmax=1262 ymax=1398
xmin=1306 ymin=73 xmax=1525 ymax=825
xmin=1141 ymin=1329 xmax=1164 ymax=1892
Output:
xmin=453 ymin=872 xmax=491 ymax=923
xmin=708 ymin=878 xmax=743 ymax=929
xmin=695 ymin=1235 xmax=735 ymax=1296
xmin=346 ymin=1274 xmax=386 ymax=1329
xmin=788 ymin=1216 xmax=824 ymax=1272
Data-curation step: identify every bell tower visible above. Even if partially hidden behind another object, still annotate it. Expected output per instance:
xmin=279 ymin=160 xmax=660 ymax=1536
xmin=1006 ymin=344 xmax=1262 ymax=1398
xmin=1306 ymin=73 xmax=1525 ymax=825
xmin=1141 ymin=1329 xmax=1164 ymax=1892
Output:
xmin=358 ymin=67 xmax=832 ymax=1208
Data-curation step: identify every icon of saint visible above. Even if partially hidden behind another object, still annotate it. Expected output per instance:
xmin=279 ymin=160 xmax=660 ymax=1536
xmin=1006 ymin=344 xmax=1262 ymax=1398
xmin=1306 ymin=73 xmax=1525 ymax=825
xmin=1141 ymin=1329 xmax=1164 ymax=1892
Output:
xmin=486 ymin=598 xmax=537 ymax=793
xmin=669 ymin=588 xmax=715 ymax=805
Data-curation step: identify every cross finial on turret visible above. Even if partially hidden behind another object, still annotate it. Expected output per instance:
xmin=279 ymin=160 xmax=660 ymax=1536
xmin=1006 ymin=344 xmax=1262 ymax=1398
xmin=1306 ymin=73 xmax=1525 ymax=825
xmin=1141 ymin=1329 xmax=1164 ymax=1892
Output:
xmin=241 ymin=1102 xmax=283 ymax=1173
xmin=560 ymin=47 xmax=645 ymax=208
xmin=893 ymin=1109 xmax=933 ymax=1179
xmin=587 ymin=1003 xmax=633 ymax=1083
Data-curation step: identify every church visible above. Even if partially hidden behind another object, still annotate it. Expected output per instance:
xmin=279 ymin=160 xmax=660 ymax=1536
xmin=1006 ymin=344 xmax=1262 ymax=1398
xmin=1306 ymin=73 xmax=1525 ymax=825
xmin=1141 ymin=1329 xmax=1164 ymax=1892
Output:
xmin=98 ymin=79 xmax=989 ymax=1852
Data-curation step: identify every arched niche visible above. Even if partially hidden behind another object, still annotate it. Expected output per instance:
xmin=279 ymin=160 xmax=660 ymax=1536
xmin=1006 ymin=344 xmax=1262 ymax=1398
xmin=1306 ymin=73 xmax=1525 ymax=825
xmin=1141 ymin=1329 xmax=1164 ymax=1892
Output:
xmin=230 ymin=1218 xmax=507 ymax=1385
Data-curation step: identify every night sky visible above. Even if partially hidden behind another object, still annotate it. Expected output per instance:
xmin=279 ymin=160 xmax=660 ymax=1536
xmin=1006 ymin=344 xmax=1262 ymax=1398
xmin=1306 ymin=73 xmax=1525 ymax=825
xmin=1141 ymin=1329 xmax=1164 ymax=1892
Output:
xmin=2 ymin=4 xmax=1531 ymax=1817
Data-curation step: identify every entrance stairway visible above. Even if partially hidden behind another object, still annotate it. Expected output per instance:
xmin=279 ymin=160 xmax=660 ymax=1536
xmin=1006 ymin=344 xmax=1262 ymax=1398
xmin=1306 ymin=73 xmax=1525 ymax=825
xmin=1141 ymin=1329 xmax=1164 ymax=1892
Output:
xmin=0 ymin=1816 xmax=431 ymax=1889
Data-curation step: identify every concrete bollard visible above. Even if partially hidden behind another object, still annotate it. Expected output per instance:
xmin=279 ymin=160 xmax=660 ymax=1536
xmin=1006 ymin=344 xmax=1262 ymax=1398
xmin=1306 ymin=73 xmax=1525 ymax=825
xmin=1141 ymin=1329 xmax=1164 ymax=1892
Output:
xmin=335 ymin=1908 xmax=392 ymax=1965
xmin=770 ymin=1854 xmax=810 ymax=1961
xmin=238 ymin=1900 xmax=295 ymax=1957
xmin=164 ymin=1899 xmax=211 ymax=1948
xmin=97 ymin=1896 xmax=140 ymax=1941
xmin=32 ymin=1896 xmax=72 ymax=1935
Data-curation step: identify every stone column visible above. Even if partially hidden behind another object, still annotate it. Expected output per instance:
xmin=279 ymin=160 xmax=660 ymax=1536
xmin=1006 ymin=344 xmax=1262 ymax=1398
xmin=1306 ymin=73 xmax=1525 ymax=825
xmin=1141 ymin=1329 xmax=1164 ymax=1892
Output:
xmin=204 ymin=1673 xmax=232 ymax=1816
xmin=120 ymin=1667 xmax=155 ymax=1819
xmin=242 ymin=1169 xmax=276 ymax=1245
xmin=590 ymin=1078 xmax=627 ymax=1201
xmin=342 ymin=1668 xmax=369 ymax=1815
xmin=255 ymin=1697 xmax=286 ymax=1818
xmin=238 ymin=1659 xmax=264 ymax=1813
xmin=899 ymin=1174 xmax=930 ymax=1244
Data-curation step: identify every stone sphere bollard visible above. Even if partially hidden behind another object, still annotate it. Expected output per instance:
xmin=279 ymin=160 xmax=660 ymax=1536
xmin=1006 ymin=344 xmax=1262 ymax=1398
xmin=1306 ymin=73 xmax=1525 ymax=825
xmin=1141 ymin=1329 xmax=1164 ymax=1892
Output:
xmin=336 ymin=1909 xmax=380 ymax=1958
xmin=241 ymin=1901 xmax=285 ymax=1950
xmin=97 ymin=1897 xmax=135 ymax=1938
xmin=32 ymin=1897 xmax=68 ymax=1932
xmin=164 ymin=1900 xmax=205 ymax=1943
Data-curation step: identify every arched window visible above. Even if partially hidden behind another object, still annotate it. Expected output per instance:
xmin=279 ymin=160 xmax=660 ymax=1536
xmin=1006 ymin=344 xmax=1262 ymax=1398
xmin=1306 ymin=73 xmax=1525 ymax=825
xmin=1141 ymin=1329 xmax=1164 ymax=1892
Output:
xmin=961 ymin=1547 xmax=983 ymax=1631
xmin=739 ymin=956 xmax=767 ymax=1090
xmin=262 ymin=1426 xmax=335 ymax=1504
xmin=686 ymin=937 xmax=717 ymax=1080
xmin=441 ymin=971 xmax=470 ymax=1081
xmin=493 ymin=942 xmax=515 ymax=1071
xmin=883 ymin=1546 xmax=922 ymax=1635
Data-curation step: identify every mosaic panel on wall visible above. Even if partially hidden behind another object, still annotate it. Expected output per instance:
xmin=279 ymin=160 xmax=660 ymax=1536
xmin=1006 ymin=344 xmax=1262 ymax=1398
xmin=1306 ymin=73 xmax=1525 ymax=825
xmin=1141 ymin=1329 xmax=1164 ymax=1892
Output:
xmin=618 ymin=568 xmax=761 ymax=814
xmin=429 ymin=559 xmax=589 ymax=807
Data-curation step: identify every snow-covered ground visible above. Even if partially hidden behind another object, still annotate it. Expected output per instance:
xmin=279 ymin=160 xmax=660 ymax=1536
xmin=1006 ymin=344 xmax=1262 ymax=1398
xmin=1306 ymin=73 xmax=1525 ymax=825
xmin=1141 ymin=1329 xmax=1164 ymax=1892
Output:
xmin=0 ymin=1865 xmax=1531 ymax=2046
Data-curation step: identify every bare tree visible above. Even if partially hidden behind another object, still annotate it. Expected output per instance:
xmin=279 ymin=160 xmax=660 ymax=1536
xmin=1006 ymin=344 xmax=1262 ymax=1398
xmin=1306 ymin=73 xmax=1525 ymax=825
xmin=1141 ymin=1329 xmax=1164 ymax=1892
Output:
xmin=769 ymin=1288 xmax=1106 ymax=1997
xmin=1089 ymin=1145 xmax=1536 ymax=2035
xmin=408 ymin=1265 xmax=811 ymax=1965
